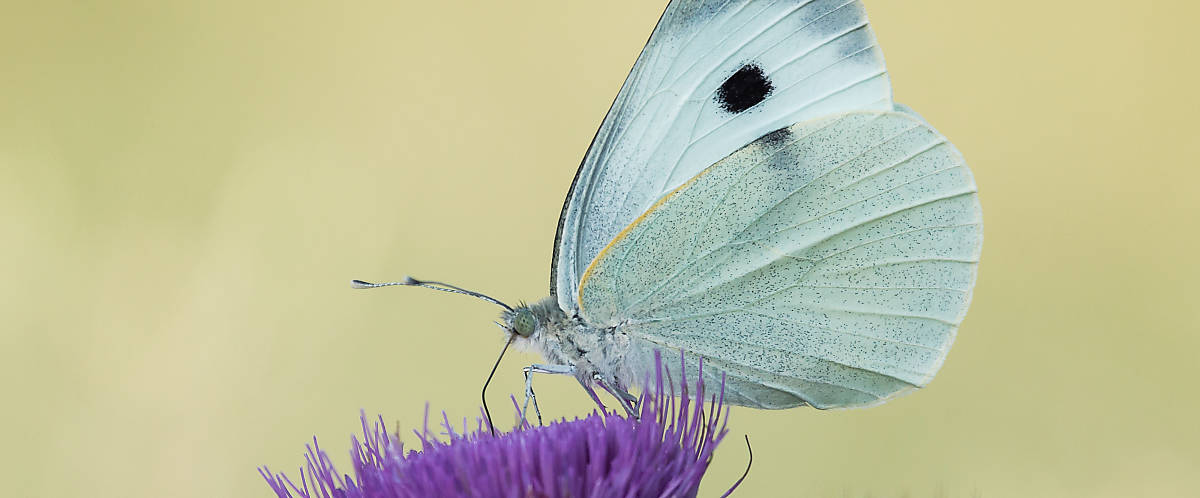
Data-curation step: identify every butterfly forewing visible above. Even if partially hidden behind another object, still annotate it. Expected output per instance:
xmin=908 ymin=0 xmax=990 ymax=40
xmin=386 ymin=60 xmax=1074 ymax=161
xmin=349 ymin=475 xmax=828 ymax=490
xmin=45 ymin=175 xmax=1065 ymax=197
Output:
xmin=553 ymin=0 xmax=894 ymax=314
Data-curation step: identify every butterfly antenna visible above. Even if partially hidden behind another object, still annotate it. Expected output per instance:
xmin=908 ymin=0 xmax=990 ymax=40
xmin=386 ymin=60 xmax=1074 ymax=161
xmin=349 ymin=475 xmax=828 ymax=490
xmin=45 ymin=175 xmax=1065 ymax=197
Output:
xmin=352 ymin=277 xmax=514 ymax=312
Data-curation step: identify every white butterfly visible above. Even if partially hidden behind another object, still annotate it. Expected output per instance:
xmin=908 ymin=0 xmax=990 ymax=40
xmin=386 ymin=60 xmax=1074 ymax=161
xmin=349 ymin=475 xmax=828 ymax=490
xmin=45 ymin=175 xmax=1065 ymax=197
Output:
xmin=360 ymin=0 xmax=981 ymax=417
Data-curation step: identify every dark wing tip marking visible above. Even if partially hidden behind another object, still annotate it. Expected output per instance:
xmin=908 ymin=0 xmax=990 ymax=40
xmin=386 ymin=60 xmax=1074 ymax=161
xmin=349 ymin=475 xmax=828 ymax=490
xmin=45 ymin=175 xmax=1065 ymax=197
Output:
xmin=761 ymin=126 xmax=792 ymax=148
xmin=716 ymin=63 xmax=773 ymax=114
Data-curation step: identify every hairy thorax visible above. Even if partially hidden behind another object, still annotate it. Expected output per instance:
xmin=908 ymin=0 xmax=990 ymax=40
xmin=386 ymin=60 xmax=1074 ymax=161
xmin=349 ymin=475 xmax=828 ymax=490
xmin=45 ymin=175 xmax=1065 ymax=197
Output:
xmin=510 ymin=297 xmax=636 ymax=391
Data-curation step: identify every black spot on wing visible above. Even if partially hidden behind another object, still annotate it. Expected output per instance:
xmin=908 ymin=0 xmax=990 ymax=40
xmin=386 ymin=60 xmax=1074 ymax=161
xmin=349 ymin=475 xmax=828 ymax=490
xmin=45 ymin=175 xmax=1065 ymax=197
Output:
xmin=716 ymin=63 xmax=773 ymax=114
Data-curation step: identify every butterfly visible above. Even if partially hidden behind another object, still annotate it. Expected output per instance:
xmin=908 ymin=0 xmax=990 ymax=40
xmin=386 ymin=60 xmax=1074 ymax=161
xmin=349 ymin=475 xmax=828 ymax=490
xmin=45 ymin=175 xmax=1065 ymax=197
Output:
xmin=358 ymin=0 xmax=981 ymax=420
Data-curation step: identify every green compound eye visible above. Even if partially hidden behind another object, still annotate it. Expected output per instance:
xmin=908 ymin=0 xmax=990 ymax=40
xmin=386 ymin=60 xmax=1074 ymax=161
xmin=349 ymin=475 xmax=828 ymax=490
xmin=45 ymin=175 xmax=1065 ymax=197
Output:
xmin=512 ymin=309 xmax=537 ymax=337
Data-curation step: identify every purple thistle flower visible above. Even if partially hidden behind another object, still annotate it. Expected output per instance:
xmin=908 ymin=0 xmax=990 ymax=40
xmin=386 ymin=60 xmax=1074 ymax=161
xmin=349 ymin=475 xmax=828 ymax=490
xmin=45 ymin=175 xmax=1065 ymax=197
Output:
xmin=261 ymin=353 xmax=741 ymax=498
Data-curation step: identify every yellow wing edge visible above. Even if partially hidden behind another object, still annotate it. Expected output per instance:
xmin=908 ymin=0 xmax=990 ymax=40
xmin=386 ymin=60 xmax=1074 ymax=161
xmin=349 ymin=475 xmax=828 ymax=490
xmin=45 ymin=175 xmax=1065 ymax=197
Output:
xmin=575 ymin=160 xmax=723 ymax=314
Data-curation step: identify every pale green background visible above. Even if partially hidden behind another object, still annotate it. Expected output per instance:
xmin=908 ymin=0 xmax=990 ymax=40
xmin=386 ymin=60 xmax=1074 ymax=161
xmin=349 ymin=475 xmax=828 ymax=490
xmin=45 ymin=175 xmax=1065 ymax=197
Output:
xmin=3 ymin=1 xmax=1197 ymax=497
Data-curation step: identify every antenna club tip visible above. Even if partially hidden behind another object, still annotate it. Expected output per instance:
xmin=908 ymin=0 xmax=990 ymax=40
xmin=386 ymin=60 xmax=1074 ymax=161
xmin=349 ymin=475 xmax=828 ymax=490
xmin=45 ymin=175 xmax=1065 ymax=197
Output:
xmin=402 ymin=276 xmax=419 ymax=285
xmin=351 ymin=279 xmax=374 ymax=289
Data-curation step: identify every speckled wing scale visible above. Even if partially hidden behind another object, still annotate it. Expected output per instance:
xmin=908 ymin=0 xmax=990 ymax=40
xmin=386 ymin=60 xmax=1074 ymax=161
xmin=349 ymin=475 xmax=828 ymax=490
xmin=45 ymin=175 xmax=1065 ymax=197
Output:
xmin=551 ymin=0 xmax=982 ymax=409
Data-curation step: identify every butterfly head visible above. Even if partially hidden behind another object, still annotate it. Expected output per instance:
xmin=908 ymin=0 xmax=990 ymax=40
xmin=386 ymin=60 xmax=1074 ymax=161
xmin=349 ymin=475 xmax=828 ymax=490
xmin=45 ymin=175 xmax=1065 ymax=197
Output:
xmin=499 ymin=298 xmax=563 ymax=345
xmin=508 ymin=308 xmax=538 ymax=337
xmin=501 ymin=305 xmax=543 ymax=343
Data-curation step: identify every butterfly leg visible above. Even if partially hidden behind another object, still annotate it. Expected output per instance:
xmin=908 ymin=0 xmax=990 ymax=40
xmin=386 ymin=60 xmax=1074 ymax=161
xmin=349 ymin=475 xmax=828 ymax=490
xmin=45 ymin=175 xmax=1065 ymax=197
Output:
xmin=616 ymin=388 xmax=639 ymax=414
xmin=576 ymin=376 xmax=609 ymax=414
xmin=593 ymin=373 xmax=638 ymax=419
xmin=522 ymin=363 xmax=574 ymax=426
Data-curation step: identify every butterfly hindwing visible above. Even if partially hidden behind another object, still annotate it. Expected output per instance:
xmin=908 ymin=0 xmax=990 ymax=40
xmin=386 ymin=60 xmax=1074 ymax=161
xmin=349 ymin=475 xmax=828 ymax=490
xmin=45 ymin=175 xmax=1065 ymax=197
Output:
xmin=577 ymin=111 xmax=982 ymax=409
xmin=553 ymin=0 xmax=894 ymax=314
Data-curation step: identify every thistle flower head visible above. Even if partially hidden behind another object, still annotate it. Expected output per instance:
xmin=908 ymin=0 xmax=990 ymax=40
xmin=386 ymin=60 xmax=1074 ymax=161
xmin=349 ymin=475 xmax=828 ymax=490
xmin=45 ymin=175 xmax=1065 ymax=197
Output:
xmin=261 ymin=354 xmax=736 ymax=498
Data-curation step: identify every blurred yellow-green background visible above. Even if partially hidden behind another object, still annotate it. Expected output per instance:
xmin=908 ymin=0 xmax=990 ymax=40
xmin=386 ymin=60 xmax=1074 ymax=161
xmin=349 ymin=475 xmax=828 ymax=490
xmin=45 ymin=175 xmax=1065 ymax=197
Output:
xmin=4 ymin=1 xmax=1198 ymax=496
